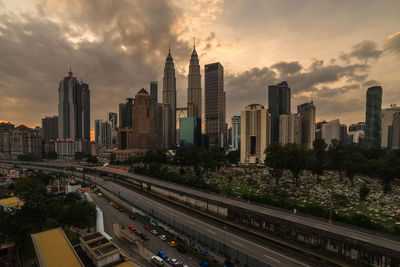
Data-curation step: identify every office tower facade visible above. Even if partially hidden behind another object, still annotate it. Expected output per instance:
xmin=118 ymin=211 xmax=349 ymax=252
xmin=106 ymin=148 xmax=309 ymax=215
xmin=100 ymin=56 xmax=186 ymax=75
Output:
xmin=100 ymin=121 xmax=112 ymax=149
xmin=391 ymin=112 xmax=400 ymax=149
xmin=57 ymin=69 xmax=90 ymax=158
xmin=162 ymin=49 xmax=177 ymax=148
xmin=179 ymin=117 xmax=202 ymax=148
xmin=231 ymin=116 xmax=241 ymax=151
xmin=365 ymin=86 xmax=382 ymax=148
xmin=297 ymin=101 xmax=316 ymax=148
xmin=132 ymin=89 xmax=155 ymax=149
xmin=279 ymin=113 xmax=301 ymax=145
xmin=42 ymin=116 xmax=58 ymax=140
xmin=94 ymin=119 xmax=102 ymax=143
xmin=205 ymin=62 xmax=225 ymax=147
xmin=187 ymin=45 xmax=202 ymax=118
xmin=240 ymin=104 xmax=271 ymax=165
xmin=118 ymin=98 xmax=134 ymax=129
xmin=339 ymin=124 xmax=348 ymax=142
xmin=108 ymin=112 xmax=118 ymax=130
xmin=268 ymin=81 xmax=291 ymax=143
xmin=349 ymin=122 xmax=366 ymax=132
xmin=381 ymin=104 xmax=400 ymax=149
xmin=150 ymin=81 xmax=158 ymax=134
xmin=155 ymin=103 xmax=164 ymax=148
xmin=321 ymin=119 xmax=340 ymax=147
xmin=119 ymin=103 xmax=127 ymax=128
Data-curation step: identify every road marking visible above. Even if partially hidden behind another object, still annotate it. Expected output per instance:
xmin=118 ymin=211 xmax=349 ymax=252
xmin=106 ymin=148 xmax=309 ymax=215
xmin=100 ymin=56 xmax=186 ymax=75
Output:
xmin=231 ymin=240 xmax=244 ymax=247
xmin=264 ymin=254 xmax=280 ymax=263
xmin=206 ymin=229 xmax=216 ymax=235
xmin=187 ymin=220 xmax=195 ymax=225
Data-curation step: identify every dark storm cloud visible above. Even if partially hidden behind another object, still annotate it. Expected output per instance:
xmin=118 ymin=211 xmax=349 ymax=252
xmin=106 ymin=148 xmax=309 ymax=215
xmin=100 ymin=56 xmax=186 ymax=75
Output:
xmin=363 ymin=80 xmax=381 ymax=88
xmin=340 ymin=40 xmax=383 ymax=62
xmin=0 ymin=0 xmax=193 ymax=126
xmin=384 ymin=32 xmax=400 ymax=55
xmin=271 ymin=61 xmax=302 ymax=76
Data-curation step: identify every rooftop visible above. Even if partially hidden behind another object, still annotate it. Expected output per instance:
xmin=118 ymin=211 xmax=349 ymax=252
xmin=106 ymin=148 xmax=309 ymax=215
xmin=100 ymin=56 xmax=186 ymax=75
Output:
xmin=31 ymin=228 xmax=84 ymax=267
xmin=0 ymin=197 xmax=24 ymax=208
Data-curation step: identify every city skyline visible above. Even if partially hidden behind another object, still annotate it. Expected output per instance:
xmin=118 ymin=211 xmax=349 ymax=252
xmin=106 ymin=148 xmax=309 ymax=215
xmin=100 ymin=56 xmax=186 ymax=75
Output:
xmin=1 ymin=1 xmax=400 ymax=128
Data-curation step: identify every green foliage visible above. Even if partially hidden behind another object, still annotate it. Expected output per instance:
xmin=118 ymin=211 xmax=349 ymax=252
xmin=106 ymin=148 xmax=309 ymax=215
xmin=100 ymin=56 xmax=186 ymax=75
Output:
xmin=74 ymin=151 xmax=85 ymax=160
xmin=46 ymin=151 xmax=58 ymax=160
xmin=17 ymin=153 xmax=40 ymax=161
xmin=86 ymin=155 xmax=98 ymax=164
xmin=359 ymin=184 xmax=370 ymax=201
xmin=264 ymin=142 xmax=286 ymax=185
xmin=227 ymin=150 xmax=240 ymax=165
xmin=311 ymin=138 xmax=327 ymax=183
xmin=284 ymin=143 xmax=308 ymax=184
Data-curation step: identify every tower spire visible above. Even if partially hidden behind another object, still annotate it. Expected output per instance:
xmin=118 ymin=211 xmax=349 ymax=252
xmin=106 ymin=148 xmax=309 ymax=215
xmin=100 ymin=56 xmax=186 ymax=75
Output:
xmin=168 ymin=40 xmax=170 ymax=53
xmin=194 ymin=37 xmax=196 ymax=48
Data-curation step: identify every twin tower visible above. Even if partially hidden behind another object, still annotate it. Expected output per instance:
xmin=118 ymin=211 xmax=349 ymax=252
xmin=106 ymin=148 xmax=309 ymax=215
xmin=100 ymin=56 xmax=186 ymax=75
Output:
xmin=162 ymin=44 xmax=201 ymax=148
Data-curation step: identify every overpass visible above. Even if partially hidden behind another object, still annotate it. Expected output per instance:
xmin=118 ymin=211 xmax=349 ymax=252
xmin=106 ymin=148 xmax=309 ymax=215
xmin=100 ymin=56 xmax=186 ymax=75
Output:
xmin=2 ymin=161 xmax=400 ymax=266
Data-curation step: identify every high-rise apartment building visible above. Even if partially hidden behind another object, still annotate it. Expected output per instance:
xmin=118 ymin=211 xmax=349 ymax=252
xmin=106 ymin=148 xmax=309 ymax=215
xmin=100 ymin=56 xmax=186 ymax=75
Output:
xmin=94 ymin=119 xmax=102 ymax=143
xmin=365 ymin=86 xmax=382 ymax=148
xmin=119 ymin=98 xmax=134 ymax=129
xmin=349 ymin=122 xmax=365 ymax=132
xmin=321 ymin=119 xmax=340 ymax=147
xmin=132 ymin=89 xmax=155 ymax=149
xmin=279 ymin=113 xmax=301 ymax=145
xmin=297 ymin=101 xmax=316 ymax=148
xmin=187 ymin=44 xmax=201 ymax=119
xmin=162 ymin=49 xmax=177 ymax=148
xmin=100 ymin=121 xmax=112 ymax=149
xmin=381 ymin=104 xmax=400 ymax=149
xmin=231 ymin=116 xmax=241 ymax=151
xmin=240 ymin=104 xmax=271 ymax=165
xmin=339 ymin=124 xmax=348 ymax=142
xmin=205 ymin=62 xmax=225 ymax=147
xmin=57 ymin=69 xmax=90 ymax=158
xmin=42 ymin=116 xmax=58 ymax=140
xmin=391 ymin=112 xmax=400 ymax=149
xmin=268 ymin=81 xmax=291 ymax=143
xmin=150 ymin=81 xmax=158 ymax=135
xmin=108 ymin=112 xmax=118 ymax=130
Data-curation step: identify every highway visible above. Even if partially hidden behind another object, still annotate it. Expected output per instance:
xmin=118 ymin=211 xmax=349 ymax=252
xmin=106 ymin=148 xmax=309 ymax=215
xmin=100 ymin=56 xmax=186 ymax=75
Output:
xmin=87 ymin=173 xmax=313 ymax=267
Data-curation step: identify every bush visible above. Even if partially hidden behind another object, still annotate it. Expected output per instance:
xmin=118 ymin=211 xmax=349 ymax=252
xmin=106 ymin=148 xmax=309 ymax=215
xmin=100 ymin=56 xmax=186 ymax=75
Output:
xmin=359 ymin=184 xmax=370 ymax=201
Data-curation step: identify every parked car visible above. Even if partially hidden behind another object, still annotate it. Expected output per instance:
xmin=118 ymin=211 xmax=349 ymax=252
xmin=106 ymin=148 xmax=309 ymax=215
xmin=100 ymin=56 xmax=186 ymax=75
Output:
xmin=159 ymin=234 xmax=167 ymax=241
xmin=138 ymin=232 xmax=149 ymax=241
xmin=129 ymin=215 xmax=135 ymax=220
xmin=157 ymin=250 xmax=167 ymax=260
xmin=119 ymin=208 xmax=124 ymax=212
xmin=114 ymin=205 xmax=119 ymax=209
xmin=150 ymin=229 xmax=159 ymax=235
xmin=144 ymin=225 xmax=151 ymax=231
xmin=128 ymin=225 xmax=136 ymax=232
xmin=151 ymin=255 xmax=165 ymax=266
xmin=176 ymin=246 xmax=186 ymax=254
xmin=168 ymin=241 xmax=177 ymax=247
xmin=168 ymin=258 xmax=180 ymax=266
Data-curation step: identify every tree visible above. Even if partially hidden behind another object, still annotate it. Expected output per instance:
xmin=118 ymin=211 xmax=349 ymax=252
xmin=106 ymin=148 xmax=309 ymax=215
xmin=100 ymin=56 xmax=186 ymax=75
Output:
xmin=284 ymin=143 xmax=307 ymax=185
xmin=264 ymin=143 xmax=286 ymax=185
xmin=311 ymin=138 xmax=327 ymax=183
xmin=46 ymin=151 xmax=58 ymax=160
xmin=345 ymin=162 xmax=355 ymax=186
xmin=328 ymin=140 xmax=346 ymax=181
xmin=74 ymin=151 xmax=85 ymax=160
xmin=227 ymin=150 xmax=240 ymax=165
xmin=359 ymin=184 xmax=370 ymax=201
xmin=86 ymin=155 xmax=98 ymax=164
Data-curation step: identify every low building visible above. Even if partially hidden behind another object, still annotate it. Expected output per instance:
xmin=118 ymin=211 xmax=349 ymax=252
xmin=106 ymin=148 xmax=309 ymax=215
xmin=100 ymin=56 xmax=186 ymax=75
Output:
xmin=112 ymin=149 xmax=148 ymax=161
xmin=31 ymin=228 xmax=84 ymax=267
xmin=0 ymin=241 xmax=21 ymax=267
xmin=0 ymin=197 xmax=24 ymax=211
xmin=0 ymin=124 xmax=42 ymax=159
xmin=80 ymin=232 xmax=121 ymax=267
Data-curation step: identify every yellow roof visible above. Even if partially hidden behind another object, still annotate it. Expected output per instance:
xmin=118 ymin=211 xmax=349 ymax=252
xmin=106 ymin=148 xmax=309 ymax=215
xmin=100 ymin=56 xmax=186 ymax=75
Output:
xmin=31 ymin=228 xmax=84 ymax=267
xmin=116 ymin=262 xmax=135 ymax=267
xmin=0 ymin=197 xmax=24 ymax=208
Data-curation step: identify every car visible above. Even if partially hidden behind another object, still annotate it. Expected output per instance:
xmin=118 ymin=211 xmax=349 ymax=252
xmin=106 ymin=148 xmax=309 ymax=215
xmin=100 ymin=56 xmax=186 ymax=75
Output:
xmin=151 ymin=255 xmax=165 ymax=266
xmin=178 ymin=264 xmax=188 ymax=267
xmin=176 ymin=246 xmax=186 ymax=254
xmin=138 ymin=233 xmax=149 ymax=241
xmin=128 ymin=225 xmax=136 ymax=232
xmin=119 ymin=208 xmax=124 ymax=212
xmin=114 ymin=205 xmax=119 ymax=209
xmin=168 ymin=258 xmax=180 ymax=266
xmin=168 ymin=241 xmax=177 ymax=247
xmin=157 ymin=250 xmax=167 ymax=260
xmin=129 ymin=215 xmax=135 ymax=220
xmin=144 ymin=225 xmax=151 ymax=231
xmin=150 ymin=229 xmax=159 ymax=235
xmin=158 ymin=234 xmax=167 ymax=241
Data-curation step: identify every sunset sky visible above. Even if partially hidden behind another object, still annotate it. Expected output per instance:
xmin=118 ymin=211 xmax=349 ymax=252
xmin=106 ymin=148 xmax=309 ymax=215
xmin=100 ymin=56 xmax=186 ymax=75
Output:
xmin=1 ymin=0 xmax=399 ymax=129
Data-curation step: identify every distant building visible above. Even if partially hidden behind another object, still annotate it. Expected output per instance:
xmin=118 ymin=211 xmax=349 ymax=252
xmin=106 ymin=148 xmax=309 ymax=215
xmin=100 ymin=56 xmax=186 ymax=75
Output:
xmin=381 ymin=104 xmax=400 ymax=149
xmin=150 ymin=81 xmax=158 ymax=136
xmin=321 ymin=119 xmax=340 ymax=147
xmin=94 ymin=119 xmax=102 ymax=143
xmin=100 ymin=121 xmax=112 ymax=149
xmin=348 ymin=130 xmax=365 ymax=144
xmin=392 ymin=112 xmax=400 ymax=149
xmin=365 ymin=86 xmax=382 ymax=148
xmin=119 ymin=103 xmax=127 ymax=129
xmin=155 ymin=103 xmax=164 ymax=148
xmin=162 ymin=49 xmax=177 ymax=149
xmin=179 ymin=117 xmax=202 ymax=148
xmin=80 ymin=232 xmax=121 ymax=267
xmin=231 ymin=116 xmax=241 ymax=151
xmin=339 ymin=124 xmax=348 ymax=142
xmin=205 ymin=62 xmax=225 ymax=147
xmin=240 ymin=104 xmax=271 ymax=165
xmin=132 ymin=89 xmax=155 ymax=150
xmin=349 ymin=122 xmax=365 ymax=132
xmin=42 ymin=116 xmax=58 ymax=140
xmin=187 ymin=44 xmax=202 ymax=119
xmin=0 ymin=125 xmax=42 ymax=159
xmin=57 ymin=69 xmax=90 ymax=158
xmin=297 ymin=101 xmax=316 ymax=148
xmin=279 ymin=113 xmax=301 ymax=145
xmin=0 ymin=197 xmax=24 ymax=211
xmin=268 ymin=81 xmax=291 ymax=143
xmin=108 ymin=112 xmax=118 ymax=130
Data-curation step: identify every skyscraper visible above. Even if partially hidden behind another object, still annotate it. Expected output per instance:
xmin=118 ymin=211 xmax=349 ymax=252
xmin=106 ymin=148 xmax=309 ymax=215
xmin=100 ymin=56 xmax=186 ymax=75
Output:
xmin=179 ymin=117 xmax=202 ymax=148
xmin=162 ymin=49 xmax=177 ymax=148
xmin=268 ymin=81 xmax=291 ymax=143
xmin=100 ymin=121 xmax=112 ymax=149
xmin=57 ymin=69 xmax=90 ymax=158
xmin=381 ymin=104 xmax=400 ymax=149
xmin=132 ymin=88 xmax=155 ymax=149
xmin=108 ymin=112 xmax=118 ymax=130
xmin=231 ymin=116 xmax=241 ymax=151
xmin=187 ymin=43 xmax=201 ymax=118
xmin=240 ymin=104 xmax=271 ymax=165
xmin=365 ymin=86 xmax=382 ymax=148
xmin=118 ymin=98 xmax=133 ymax=129
xmin=321 ymin=119 xmax=340 ymax=147
xmin=94 ymin=119 xmax=102 ymax=143
xmin=297 ymin=101 xmax=316 ymax=148
xmin=42 ymin=116 xmax=58 ymax=141
xmin=205 ymin=62 xmax=225 ymax=147
xmin=279 ymin=113 xmax=301 ymax=145
xmin=391 ymin=112 xmax=400 ymax=149
xmin=150 ymin=81 xmax=158 ymax=135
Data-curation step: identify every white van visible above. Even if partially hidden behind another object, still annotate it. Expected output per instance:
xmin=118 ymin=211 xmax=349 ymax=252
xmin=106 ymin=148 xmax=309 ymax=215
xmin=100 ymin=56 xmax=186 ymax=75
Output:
xmin=151 ymin=255 xmax=165 ymax=266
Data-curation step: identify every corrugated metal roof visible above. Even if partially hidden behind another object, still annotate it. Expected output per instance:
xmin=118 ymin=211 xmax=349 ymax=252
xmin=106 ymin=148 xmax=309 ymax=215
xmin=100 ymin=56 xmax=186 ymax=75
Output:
xmin=0 ymin=197 xmax=24 ymax=208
